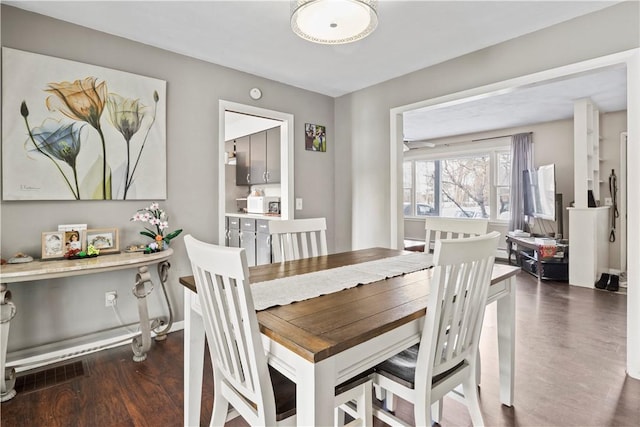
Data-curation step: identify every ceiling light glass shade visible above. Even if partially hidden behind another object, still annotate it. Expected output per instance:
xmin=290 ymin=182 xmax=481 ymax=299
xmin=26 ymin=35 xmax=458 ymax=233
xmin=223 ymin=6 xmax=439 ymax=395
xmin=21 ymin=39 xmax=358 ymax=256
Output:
xmin=291 ymin=0 xmax=378 ymax=44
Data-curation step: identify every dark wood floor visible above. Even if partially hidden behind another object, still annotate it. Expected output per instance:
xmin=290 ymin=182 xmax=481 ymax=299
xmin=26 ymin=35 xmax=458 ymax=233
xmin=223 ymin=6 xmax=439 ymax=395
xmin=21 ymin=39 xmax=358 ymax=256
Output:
xmin=1 ymin=273 xmax=638 ymax=426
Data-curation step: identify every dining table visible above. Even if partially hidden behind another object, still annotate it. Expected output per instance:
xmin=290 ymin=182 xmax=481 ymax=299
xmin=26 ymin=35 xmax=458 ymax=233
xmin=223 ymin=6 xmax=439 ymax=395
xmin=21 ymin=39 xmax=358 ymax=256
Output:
xmin=179 ymin=247 xmax=520 ymax=426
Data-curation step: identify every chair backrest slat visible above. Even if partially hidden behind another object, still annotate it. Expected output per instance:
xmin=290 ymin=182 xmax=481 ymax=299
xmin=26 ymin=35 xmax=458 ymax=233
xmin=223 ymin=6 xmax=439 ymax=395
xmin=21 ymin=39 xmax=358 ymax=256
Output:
xmin=269 ymin=218 xmax=328 ymax=262
xmin=416 ymin=231 xmax=500 ymax=383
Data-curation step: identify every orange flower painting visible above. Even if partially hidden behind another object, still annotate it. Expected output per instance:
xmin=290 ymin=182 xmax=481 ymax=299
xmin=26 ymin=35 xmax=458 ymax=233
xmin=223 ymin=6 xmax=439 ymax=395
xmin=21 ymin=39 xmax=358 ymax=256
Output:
xmin=2 ymin=48 xmax=167 ymax=200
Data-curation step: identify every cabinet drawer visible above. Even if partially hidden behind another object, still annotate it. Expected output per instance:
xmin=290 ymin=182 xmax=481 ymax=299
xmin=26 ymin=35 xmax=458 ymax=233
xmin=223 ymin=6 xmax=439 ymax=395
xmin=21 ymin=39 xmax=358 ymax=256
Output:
xmin=228 ymin=217 xmax=240 ymax=229
xmin=256 ymin=220 xmax=270 ymax=234
xmin=241 ymin=218 xmax=256 ymax=231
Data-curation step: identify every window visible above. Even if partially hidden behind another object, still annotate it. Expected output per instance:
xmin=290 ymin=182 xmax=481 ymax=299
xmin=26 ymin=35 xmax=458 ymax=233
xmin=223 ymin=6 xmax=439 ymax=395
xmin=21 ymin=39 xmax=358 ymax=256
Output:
xmin=403 ymin=161 xmax=413 ymax=215
xmin=496 ymin=151 xmax=511 ymax=220
xmin=404 ymin=146 xmax=511 ymax=221
xmin=414 ymin=160 xmax=436 ymax=216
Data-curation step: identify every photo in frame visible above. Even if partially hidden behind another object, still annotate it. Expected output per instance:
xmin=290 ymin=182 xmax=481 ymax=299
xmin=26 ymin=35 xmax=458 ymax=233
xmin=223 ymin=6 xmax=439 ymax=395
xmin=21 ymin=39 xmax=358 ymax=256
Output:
xmin=1 ymin=47 xmax=167 ymax=201
xmin=305 ymin=123 xmax=326 ymax=152
xmin=63 ymin=230 xmax=85 ymax=253
xmin=86 ymin=228 xmax=119 ymax=254
xmin=41 ymin=231 xmax=65 ymax=259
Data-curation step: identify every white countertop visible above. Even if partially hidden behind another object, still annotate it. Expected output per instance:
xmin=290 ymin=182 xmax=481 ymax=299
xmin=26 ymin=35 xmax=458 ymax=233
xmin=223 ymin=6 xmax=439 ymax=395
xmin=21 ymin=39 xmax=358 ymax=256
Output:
xmin=225 ymin=212 xmax=283 ymax=220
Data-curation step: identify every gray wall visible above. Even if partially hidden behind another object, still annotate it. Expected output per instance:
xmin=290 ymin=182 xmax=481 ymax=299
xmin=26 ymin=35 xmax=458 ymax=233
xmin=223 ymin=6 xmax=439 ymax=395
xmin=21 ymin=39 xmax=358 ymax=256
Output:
xmin=335 ymin=1 xmax=639 ymax=251
xmin=0 ymin=5 xmax=335 ymax=352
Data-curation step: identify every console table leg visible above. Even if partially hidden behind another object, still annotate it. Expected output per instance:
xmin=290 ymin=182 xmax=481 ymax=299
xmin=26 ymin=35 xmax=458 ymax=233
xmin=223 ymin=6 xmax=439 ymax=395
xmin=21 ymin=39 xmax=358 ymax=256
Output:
xmin=1 ymin=284 xmax=17 ymax=402
xmin=152 ymin=261 xmax=172 ymax=341
xmin=131 ymin=266 xmax=153 ymax=362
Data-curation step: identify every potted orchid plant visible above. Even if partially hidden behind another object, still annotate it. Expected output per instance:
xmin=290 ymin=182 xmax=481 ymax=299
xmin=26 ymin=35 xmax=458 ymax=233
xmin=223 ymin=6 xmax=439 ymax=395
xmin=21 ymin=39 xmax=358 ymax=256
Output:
xmin=131 ymin=202 xmax=182 ymax=251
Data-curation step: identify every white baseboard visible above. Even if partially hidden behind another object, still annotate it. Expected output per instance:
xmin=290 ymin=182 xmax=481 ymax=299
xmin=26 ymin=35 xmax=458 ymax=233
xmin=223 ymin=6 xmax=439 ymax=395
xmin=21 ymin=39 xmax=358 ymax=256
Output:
xmin=7 ymin=320 xmax=185 ymax=373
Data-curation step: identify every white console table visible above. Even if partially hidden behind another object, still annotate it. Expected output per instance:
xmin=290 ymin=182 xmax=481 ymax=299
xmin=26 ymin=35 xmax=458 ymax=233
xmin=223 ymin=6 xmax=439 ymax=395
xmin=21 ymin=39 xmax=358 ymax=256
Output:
xmin=0 ymin=249 xmax=173 ymax=402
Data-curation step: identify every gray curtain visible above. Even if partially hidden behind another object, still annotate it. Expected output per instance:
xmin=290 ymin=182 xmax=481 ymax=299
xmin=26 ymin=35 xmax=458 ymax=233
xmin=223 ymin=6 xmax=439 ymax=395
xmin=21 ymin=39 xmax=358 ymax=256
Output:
xmin=509 ymin=133 xmax=533 ymax=231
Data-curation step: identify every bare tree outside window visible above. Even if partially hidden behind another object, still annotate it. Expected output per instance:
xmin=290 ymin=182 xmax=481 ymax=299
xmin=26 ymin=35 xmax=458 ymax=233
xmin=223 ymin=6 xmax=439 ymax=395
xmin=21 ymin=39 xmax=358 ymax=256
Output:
xmin=441 ymin=156 xmax=489 ymax=218
xmin=403 ymin=150 xmax=511 ymax=221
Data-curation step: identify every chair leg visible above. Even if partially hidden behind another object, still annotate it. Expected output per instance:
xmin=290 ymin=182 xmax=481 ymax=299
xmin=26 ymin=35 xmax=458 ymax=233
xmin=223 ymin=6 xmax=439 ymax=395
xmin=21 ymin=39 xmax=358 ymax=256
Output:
xmin=361 ymin=380 xmax=373 ymax=427
xmin=384 ymin=390 xmax=396 ymax=412
xmin=210 ymin=394 xmax=230 ymax=427
xmin=431 ymin=400 xmax=443 ymax=423
xmin=414 ymin=396 xmax=432 ymax=427
xmin=335 ymin=406 xmax=347 ymax=427
xmin=462 ymin=375 xmax=485 ymax=427
xmin=373 ymin=383 xmax=385 ymax=401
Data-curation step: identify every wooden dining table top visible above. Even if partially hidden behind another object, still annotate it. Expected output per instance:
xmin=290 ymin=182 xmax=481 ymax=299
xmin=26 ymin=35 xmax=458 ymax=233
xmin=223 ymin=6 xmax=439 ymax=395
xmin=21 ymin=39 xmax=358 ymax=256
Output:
xmin=178 ymin=247 xmax=519 ymax=364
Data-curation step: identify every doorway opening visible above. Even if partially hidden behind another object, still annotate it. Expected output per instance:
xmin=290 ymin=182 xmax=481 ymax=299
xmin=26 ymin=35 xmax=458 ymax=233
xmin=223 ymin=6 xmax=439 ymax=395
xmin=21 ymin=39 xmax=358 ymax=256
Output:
xmin=218 ymin=100 xmax=294 ymax=245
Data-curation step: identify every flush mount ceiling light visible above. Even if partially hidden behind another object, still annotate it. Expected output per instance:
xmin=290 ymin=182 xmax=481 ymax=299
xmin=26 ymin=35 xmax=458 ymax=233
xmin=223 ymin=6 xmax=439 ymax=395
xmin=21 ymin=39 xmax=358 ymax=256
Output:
xmin=291 ymin=0 xmax=378 ymax=45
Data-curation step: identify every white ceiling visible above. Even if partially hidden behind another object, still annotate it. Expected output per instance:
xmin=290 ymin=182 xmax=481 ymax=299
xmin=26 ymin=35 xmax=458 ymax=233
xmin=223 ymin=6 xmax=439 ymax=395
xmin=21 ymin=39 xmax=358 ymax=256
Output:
xmin=7 ymin=0 xmax=627 ymax=142
xmin=404 ymin=65 xmax=628 ymax=143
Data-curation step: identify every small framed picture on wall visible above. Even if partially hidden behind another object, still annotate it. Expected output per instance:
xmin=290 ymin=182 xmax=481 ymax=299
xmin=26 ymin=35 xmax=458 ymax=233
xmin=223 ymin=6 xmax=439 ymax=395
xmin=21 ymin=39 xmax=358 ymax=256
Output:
xmin=305 ymin=123 xmax=326 ymax=152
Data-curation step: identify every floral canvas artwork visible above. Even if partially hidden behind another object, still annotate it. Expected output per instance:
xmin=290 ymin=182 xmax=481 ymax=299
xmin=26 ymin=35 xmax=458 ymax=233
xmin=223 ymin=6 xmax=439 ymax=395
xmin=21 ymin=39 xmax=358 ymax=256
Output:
xmin=1 ymin=48 xmax=167 ymax=200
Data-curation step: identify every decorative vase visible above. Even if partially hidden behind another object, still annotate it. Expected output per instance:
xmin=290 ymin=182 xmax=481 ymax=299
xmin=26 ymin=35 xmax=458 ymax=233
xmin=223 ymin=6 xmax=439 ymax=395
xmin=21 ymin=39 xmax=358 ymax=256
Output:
xmin=156 ymin=240 xmax=164 ymax=251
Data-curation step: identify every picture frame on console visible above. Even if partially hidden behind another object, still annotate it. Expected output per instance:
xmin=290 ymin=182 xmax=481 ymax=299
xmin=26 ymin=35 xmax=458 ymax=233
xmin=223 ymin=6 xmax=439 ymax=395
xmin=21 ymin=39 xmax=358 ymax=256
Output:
xmin=41 ymin=231 xmax=65 ymax=259
xmin=86 ymin=228 xmax=119 ymax=254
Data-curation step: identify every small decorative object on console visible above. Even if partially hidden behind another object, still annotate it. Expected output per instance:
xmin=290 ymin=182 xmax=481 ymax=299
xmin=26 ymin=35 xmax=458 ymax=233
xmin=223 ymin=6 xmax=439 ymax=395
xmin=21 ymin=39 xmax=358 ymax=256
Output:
xmin=7 ymin=253 xmax=34 ymax=264
xmin=131 ymin=202 xmax=182 ymax=251
xmin=64 ymin=244 xmax=100 ymax=259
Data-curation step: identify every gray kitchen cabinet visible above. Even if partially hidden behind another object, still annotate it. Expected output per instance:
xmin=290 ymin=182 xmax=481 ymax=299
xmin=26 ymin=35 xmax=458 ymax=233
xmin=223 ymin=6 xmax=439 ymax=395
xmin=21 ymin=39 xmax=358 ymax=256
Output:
xmin=250 ymin=130 xmax=267 ymax=186
xmin=230 ymin=127 xmax=280 ymax=186
xmin=256 ymin=220 xmax=271 ymax=265
xmin=234 ymin=135 xmax=251 ymax=185
xmin=240 ymin=217 xmax=257 ymax=267
xmin=265 ymin=127 xmax=280 ymax=184
xmin=226 ymin=216 xmax=273 ymax=267
xmin=227 ymin=216 xmax=240 ymax=248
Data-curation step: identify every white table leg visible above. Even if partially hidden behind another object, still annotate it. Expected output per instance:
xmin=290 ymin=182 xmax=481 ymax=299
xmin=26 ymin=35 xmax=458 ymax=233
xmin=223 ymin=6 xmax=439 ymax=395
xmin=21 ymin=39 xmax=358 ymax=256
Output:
xmin=184 ymin=289 xmax=205 ymax=427
xmin=1 ymin=283 xmax=17 ymax=402
xmin=496 ymin=276 xmax=516 ymax=406
xmin=296 ymin=357 xmax=336 ymax=426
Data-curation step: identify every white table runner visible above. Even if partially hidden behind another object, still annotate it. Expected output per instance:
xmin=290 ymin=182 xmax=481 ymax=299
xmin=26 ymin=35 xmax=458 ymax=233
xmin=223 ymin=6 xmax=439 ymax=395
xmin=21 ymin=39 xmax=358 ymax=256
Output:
xmin=251 ymin=252 xmax=433 ymax=311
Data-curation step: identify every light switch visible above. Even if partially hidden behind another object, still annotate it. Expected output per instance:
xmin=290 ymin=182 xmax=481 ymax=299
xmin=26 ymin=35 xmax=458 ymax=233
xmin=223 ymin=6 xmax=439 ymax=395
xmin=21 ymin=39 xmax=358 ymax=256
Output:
xmin=295 ymin=198 xmax=303 ymax=210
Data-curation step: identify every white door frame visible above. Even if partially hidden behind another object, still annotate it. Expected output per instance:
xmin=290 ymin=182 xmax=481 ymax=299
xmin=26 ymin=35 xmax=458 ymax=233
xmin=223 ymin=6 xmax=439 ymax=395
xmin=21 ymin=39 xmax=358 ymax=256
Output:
xmin=389 ymin=48 xmax=640 ymax=379
xmin=218 ymin=100 xmax=294 ymax=244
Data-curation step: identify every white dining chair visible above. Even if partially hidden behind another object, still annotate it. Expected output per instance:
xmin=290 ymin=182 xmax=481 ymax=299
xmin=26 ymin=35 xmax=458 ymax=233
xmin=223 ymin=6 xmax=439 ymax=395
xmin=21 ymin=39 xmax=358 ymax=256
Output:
xmin=371 ymin=231 xmax=500 ymax=427
xmin=184 ymin=234 xmax=372 ymax=426
xmin=269 ymin=218 xmax=328 ymax=262
xmin=424 ymin=217 xmax=489 ymax=252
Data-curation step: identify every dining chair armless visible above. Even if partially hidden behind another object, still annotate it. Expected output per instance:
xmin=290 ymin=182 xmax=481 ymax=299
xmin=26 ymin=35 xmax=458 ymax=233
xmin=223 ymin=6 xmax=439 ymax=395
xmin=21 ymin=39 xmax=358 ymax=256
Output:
xmin=184 ymin=234 xmax=371 ymax=426
xmin=269 ymin=217 xmax=328 ymax=262
xmin=424 ymin=217 xmax=489 ymax=252
xmin=371 ymin=231 xmax=500 ymax=427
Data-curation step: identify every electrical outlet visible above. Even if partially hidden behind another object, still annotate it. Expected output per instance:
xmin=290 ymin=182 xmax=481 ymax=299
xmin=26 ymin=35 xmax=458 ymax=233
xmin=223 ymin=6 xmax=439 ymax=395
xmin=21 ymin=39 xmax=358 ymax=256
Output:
xmin=605 ymin=197 xmax=613 ymax=206
xmin=105 ymin=291 xmax=117 ymax=307
xmin=295 ymin=198 xmax=303 ymax=210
